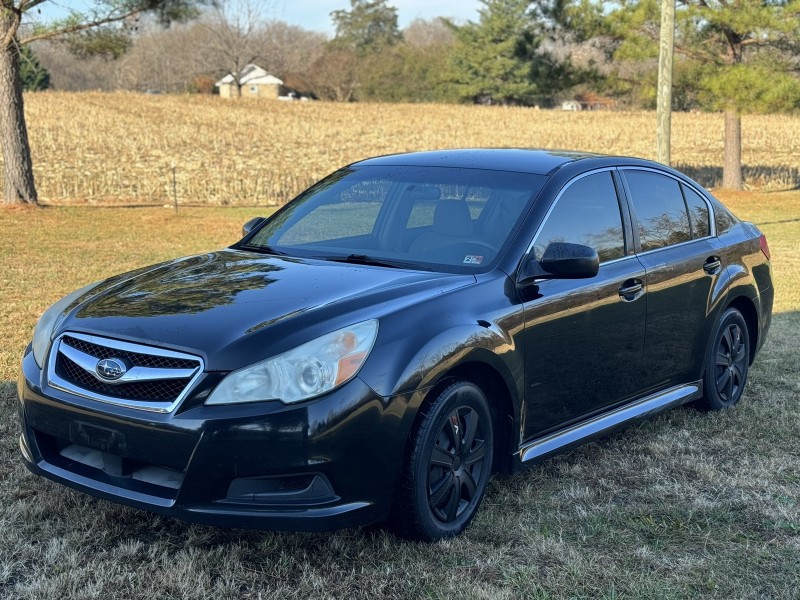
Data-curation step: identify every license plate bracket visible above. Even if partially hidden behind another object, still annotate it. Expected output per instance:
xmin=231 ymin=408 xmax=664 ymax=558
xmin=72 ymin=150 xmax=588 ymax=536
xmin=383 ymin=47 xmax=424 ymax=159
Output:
xmin=69 ymin=421 xmax=127 ymax=455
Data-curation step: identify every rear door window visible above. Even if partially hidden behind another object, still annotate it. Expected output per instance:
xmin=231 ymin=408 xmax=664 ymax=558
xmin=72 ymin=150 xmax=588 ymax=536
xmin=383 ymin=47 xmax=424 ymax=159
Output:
xmin=623 ymin=170 xmax=691 ymax=251
xmin=405 ymin=185 xmax=491 ymax=229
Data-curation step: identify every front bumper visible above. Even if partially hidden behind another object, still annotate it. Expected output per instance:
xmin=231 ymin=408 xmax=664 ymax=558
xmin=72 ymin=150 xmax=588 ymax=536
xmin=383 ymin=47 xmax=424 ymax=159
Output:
xmin=18 ymin=348 xmax=419 ymax=531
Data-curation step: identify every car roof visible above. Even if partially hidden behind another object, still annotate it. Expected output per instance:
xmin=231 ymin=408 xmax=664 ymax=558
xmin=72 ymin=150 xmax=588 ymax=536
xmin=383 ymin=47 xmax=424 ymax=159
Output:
xmin=352 ymin=148 xmax=612 ymax=176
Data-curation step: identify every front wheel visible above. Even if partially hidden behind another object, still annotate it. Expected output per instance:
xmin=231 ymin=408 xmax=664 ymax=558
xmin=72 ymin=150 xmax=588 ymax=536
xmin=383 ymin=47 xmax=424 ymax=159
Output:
xmin=392 ymin=381 xmax=494 ymax=541
xmin=698 ymin=307 xmax=750 ymax=410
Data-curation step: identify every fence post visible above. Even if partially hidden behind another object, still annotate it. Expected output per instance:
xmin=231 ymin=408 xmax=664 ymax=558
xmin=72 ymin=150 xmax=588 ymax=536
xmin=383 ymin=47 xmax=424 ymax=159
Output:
xmin=171 ymin=163 xmax=178 ymax=213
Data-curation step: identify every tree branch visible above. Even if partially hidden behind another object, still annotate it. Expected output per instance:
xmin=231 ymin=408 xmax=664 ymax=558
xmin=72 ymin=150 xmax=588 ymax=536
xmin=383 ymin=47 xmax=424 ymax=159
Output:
xmin=673 ymin=43 xmax=724 ymax=65
xmin=19 ymin=9 xmax=143 ymax=45
xmin=2 ymin=4 xmax=21 ymax=48
xmin=19 ymin=0 xmax=49 ymax=10
xmin=739 ymin=37 xmax=770 ymax=47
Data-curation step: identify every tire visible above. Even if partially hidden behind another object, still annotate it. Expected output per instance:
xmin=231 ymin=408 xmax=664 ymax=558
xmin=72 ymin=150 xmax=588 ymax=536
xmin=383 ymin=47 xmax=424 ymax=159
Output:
xmin=698 ymin=307 xmax=750 ymax=411
xmin=392 ymin=381 xmax=494 ymax=541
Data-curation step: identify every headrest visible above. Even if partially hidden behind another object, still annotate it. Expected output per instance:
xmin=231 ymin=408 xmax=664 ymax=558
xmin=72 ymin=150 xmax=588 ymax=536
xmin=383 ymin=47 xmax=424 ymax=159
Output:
xmin=433 ymin=200 xmax=472 ymax=237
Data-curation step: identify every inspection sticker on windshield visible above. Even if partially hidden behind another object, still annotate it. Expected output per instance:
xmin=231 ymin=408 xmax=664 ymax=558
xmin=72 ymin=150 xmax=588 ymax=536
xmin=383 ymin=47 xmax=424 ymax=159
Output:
xmin=463 ymin=255 xmax=484 ymax=265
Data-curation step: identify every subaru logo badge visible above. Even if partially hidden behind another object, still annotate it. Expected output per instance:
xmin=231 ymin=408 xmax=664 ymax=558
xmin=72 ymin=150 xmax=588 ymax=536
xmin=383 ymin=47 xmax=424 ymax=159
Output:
xmin=96 ymin=358 xmax=127 ymax=381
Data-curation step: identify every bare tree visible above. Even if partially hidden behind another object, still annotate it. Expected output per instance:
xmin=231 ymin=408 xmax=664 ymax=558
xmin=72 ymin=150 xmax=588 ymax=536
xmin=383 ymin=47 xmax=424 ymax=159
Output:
xmin=259 ymin=20 xmax=326 ymax=80
xmin=309 ymin=48 xmax=359 ymax=102
xmin=200 ymin=0 xmax=272 ymax=97
xmin=403 ymin=18 xmax=454 ymax=48
xmin=35 ymin=15 xmax=326 ymax=96
xmin=113 ymin=19 xmax=217 ymax=92
xmin=34 ymin=43 xmax=111 ymax=90
xmin=1 ymin=0 xmax=205 ymax=205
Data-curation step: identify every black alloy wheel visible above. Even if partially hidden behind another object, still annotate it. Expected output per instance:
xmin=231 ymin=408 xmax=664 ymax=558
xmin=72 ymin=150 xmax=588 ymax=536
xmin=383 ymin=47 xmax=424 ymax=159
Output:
xmin=700 ymin=307 xmax=750 ymax=410
xmin=428 ymin=404 xmax=487 ymax=522
xmin=393 ymin=381 xmax=494 ymax=541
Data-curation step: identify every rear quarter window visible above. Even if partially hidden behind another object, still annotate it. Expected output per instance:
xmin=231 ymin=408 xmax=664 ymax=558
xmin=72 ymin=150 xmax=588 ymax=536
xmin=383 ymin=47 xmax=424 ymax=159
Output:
xmin=713 ymin=202 xmax=739 ymax=234
xmin=681 ymin=184 xmax=711 ymax=239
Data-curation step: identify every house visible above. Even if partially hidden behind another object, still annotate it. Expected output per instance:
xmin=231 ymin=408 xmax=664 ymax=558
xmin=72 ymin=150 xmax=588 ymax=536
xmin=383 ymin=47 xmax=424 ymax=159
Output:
xmin=215 ymin=64 xmax=285 ymax=99
xmin=575 ymin=92 xmax=615 ymax=111
xmin=561 ymin=94 xmax=616 ymax=111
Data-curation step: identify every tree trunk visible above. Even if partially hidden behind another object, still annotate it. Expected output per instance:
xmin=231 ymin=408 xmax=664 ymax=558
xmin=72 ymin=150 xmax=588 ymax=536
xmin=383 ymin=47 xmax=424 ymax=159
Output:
xmin=0 ymin=36 xmax=38 ymax=205
xmin=722 ymin=109 xmax=743 ymax=190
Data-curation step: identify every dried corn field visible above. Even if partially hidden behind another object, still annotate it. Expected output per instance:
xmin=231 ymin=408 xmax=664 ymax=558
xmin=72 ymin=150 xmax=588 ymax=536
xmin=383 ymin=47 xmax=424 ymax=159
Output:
xmin=9 ymin=91 xmax=800 ymax=205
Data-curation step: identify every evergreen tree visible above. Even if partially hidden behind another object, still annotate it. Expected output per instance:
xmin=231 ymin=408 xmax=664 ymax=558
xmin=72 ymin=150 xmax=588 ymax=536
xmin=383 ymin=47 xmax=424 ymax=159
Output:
xmin=330 ymin=0 xmax=402 ymax=55
xmin=357 ymin=18 xmax=459 ymax=103
xmin=319 ymin=0 xmax=403 ymax=101
xmin=448 ymin=0 xmax=569 ymax=105
xmin=19 ymin=46 xmax=50 ymax=91
xmin=561 ymin=0 xmax=800 ymax=189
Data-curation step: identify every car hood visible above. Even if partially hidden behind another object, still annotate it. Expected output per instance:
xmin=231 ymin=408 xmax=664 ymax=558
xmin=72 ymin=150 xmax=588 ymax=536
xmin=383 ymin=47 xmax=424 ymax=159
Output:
xmin=58 ymin=249 xmax=475 ymax=370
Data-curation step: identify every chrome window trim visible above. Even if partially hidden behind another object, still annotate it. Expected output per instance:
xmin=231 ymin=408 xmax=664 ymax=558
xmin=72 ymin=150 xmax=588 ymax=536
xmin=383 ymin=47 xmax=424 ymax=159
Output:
xmin=623 ymin=235 xmax=714 ymax=258
xmin=594 ymin=254 xmax=640 ymax=268
xmin=46 ymin=332 xmax=205 ymax=414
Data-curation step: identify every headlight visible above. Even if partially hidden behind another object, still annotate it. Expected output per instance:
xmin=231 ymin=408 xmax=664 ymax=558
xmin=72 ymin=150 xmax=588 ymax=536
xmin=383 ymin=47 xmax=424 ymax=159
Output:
xmin=205 ymin=320 xmax=379 ymax=406
xmin=32 ymin=282 xmax=100 ymax=368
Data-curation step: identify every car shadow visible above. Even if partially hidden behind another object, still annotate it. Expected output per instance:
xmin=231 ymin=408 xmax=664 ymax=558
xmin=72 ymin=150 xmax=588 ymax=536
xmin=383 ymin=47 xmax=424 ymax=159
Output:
xmin=675 ymin=163 xmax=800 ymax=190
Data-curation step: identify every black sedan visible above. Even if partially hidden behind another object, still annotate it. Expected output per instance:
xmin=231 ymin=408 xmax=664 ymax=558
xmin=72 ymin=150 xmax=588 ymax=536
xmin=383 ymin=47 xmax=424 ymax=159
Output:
xmin=18 ymin=149 xmax=773 ymax=541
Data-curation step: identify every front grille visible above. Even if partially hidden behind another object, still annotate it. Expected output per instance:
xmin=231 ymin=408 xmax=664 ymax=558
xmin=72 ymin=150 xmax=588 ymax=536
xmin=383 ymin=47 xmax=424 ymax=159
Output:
xmin=62 ymin=335 xmax=197 ymax=370
xmin=57 ymin=354 xmax=191 ymax=401
xmin=48 ymin=332 xmax=203 ymax=413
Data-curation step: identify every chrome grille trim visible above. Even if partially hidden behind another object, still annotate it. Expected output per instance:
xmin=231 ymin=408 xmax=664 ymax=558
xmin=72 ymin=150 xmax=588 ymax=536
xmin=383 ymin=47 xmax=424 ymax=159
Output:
xmin=59 ymin=343 xmax=198 ymax=383
xmin=47 ymin=332 xmax=204 ymax=413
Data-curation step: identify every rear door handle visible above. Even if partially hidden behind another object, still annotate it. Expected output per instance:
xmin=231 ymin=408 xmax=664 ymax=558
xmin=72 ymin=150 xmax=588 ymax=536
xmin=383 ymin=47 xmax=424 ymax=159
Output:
xmin=703 ymin=256 xmax=722 ymax=274
xmin=619 ymin=278 xmax=644 ymax=301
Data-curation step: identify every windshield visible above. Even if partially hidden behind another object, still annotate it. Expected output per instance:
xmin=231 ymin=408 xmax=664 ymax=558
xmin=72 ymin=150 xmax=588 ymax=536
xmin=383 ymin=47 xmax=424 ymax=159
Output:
xmin=244 ymin=165 xmax=547 ymax=273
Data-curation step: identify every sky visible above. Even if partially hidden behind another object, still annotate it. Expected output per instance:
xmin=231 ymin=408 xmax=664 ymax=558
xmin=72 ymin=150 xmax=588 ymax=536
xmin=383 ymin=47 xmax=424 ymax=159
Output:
xmin=39 ymin=1 xmax=483 ymax=34
xmin=272 ymin=0 xmax=482 ymax=33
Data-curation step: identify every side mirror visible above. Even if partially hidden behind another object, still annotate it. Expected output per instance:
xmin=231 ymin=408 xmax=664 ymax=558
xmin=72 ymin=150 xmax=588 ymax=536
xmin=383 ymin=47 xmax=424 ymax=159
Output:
xmin=540 ymin=242 xmax=599 ymax=278
xmin=242 ymin=216 xmax=266 ymax=238
xmin=518 ymin=242 xmax=599 ymax=284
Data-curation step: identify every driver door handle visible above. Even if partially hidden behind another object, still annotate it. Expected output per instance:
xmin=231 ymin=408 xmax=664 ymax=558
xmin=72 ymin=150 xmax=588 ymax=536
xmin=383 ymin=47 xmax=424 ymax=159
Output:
xmin=703 ymin=256 xmax=722 ymax=274
xmin=619 ymin=278 xmax=644 ymax=301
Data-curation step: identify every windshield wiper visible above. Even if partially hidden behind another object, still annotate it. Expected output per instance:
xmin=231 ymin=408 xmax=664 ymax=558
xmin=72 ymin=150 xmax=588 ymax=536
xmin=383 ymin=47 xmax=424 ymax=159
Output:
xmin=322 ymin=254 xmax=405 ymax=269
xmin=240 ymin=245 xmax=287 ymax=256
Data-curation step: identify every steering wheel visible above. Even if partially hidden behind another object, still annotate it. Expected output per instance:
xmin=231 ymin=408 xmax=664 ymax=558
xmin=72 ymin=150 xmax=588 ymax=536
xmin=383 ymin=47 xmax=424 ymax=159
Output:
xmin=465 ymin=240 xmax=500 ymax=254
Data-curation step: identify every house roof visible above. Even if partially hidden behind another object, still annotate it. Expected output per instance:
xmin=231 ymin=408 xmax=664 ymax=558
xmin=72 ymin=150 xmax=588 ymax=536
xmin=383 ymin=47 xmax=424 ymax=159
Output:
xmin=215 ymin=64 xmax=283 ymax=87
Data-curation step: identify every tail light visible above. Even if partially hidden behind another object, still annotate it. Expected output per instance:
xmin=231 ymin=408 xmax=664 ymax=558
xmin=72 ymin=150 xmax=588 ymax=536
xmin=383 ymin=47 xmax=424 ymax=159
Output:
xmin=759 ymin=234 xmax=771 ymax=260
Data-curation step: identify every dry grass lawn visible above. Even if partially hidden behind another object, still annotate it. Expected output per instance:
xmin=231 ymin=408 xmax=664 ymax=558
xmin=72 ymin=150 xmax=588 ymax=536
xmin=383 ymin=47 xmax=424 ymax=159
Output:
xmin=0 ymin=195 xmax=798 ymax=595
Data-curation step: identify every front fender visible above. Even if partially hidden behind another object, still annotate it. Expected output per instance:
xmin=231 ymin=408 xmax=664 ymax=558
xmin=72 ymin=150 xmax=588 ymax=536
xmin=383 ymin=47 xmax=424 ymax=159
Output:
xmin=359 ymin=321 xmax=522 ymax=400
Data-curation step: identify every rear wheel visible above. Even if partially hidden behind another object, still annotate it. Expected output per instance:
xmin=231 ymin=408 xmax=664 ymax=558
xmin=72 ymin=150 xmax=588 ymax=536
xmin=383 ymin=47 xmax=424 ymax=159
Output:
xmin=392 ymin=381 xmax=494 ymax=541
xmin=699 ymin=307 xmax=750 ymax=410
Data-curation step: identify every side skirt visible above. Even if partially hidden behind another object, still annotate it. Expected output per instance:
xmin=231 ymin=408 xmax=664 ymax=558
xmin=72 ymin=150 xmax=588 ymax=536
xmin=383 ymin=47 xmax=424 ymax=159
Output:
xmin=518 ymin=382 xmax=702 ymax=465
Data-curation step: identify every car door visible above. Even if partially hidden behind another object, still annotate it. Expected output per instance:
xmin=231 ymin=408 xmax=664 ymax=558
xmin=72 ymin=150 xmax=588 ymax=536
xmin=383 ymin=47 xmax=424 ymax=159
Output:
xmin=521 ymin=170 xmax=647 ymax=441
xmin=620 ymin=168 xmax=723 ymax=392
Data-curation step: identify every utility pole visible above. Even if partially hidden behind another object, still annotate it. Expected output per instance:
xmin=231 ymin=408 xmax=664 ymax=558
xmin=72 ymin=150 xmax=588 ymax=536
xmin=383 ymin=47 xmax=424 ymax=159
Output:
xmin=657 ymin=0 xmax=675 ymax=166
